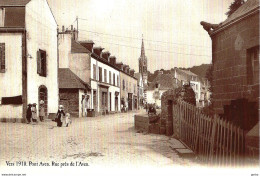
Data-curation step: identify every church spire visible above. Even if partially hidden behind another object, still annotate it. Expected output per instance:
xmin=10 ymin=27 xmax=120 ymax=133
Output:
xmin=141 ymin=34 xmax=145 ymax=57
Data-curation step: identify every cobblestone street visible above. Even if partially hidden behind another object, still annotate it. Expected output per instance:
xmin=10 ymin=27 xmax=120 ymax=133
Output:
xmin=0 ymin=110 xmax=196 ymax=167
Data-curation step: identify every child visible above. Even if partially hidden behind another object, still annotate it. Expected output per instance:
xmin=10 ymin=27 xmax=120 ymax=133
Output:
xmin=39 ymin=100 xmax=45 ymax=122
xmin=64 ymin=113 xmax=72 ymax=127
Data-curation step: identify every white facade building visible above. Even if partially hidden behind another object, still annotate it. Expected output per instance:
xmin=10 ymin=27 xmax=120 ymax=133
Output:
xmin=90 ymin=54 xmax=120 ymax=114
xmin=0 ymin=0 xmax=59 ymax=121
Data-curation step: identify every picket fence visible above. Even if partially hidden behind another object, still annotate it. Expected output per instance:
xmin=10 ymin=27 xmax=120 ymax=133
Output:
xmin=173 ymin=100 xmax=245 ymax=166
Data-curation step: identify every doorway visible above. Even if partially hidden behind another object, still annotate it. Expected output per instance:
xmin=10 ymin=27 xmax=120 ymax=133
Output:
xmin=38 ymin=85 xmax=48 ymax=118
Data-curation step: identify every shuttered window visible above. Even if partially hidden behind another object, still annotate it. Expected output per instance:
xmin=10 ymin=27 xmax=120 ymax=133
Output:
xmin=0 ymin=8 xmax=5 ymax=27
xmin=37 ymin=49 xmax=47 ymax=77
xmin=0 ymin=43 xmax=5 ymax=72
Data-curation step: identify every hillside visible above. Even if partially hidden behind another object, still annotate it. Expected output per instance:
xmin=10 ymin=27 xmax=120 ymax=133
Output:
xmin=148 ymin=64 xmax=211 ymax=83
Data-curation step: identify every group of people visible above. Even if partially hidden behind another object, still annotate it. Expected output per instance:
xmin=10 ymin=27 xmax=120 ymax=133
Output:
xmin=26 ymin=101 xmax=71 ymax=127
xmin=26 ymin=100 xmax=45 ymax=124
xmin=55 ymin=105 xmax=71 ymax=127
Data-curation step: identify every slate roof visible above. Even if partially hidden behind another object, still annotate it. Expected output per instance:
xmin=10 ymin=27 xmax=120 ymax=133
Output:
xmin=71 ymin=40 xmax=91 ymax=53
xmin=58 ymin=68 xmax=90 ymax=89
xmin=0 ymin=0 xmax=31 ymax=6
xmin=178 ymin=69 xmax=198 ymax=77
xmin=218 ymin=0 xmax=259 ymax=28
xmin=147 ymin=74 xmax=179 ymax=91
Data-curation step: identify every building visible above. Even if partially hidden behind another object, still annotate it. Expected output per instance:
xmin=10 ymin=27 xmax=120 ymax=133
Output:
xmin=80 ymin=41 xmax=121 ymax=115
xmin=58 ymin=28 xmax=91 ymax=117
xmin=199 ymin=78 xmax=211 ymax=107
xmin=146 ymin=72 xmax=179 ymax=108
xmin=171 ymin=68 xmax=201 ymax=106
xmin=116 ymin=63 xmax=138 ymax=111
xmin=138 ymin=37 xmax=148 ymax=103
xmin=0 ymin=0 xmax=59 ymax=122
xmin=134 ymin=72 xmax=144 ymax=108
xmin=59 ymin=68 xmax=90 ymax=117
xmin=201 ymin=0 xmax=259 ymax=130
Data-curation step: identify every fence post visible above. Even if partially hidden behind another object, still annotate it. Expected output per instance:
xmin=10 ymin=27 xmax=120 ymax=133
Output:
xmin=209 ymin=114 xmax=217 ymax=164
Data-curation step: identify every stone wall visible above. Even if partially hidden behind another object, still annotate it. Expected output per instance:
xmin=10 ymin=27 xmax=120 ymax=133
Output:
xmin=59 ymin=89 xmax=79 ymax=117
xmin=160 ymin=89 xmax=176 ymax=136
xmin=211 ymin=13 xmax=259 ymax=115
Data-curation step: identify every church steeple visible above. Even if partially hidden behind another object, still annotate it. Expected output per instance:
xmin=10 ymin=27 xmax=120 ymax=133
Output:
xmin=139 ymin=34 xmax=148 ymax=80
xmin=141 ymin=35 xmax=145 ymax=57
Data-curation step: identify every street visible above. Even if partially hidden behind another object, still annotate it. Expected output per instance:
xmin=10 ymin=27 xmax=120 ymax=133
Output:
xmin=0 ymin=111 xmax=196 ymax=167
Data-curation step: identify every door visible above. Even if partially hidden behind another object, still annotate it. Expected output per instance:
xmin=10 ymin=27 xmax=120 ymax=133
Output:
xmin=39 ymin=85 xmax=48 ymax=118
xmin=93 ymin=90 xmax=97 ymax=111
xmin=110 ymin=92 xmax=112 ymax=111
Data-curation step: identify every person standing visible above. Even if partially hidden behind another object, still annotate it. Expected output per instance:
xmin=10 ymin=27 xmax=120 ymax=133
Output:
xmin=26 ymin=104 xmax=32 ymax=124
xmin=31 ymin=103 xmax=38 ymax=124
xmin=56 ymin=105 xmax=65 ymax=127
xmin=39 ymin=100 xmax=45 ymax=122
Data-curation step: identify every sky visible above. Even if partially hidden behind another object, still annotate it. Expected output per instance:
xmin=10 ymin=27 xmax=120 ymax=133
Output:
xmin=48 ymin=0 xmax=234 ymax=73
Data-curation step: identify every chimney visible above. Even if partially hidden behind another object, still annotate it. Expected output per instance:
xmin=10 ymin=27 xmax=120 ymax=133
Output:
xmin=130 ymin=69 xmax=135 ymax=76
xmin=116 ymin=62 xmax=123 ymax=70
xmin=93 ymin=47 xmax=104 ymax=57
xmin=79 ymin=40 xmax=95 ymax=52
xmin=109 ymin=56 xmax=116 ymax=65
xmin=62 ymin=25 xmax=65 ymax=32
xmin=102 ymin=51 xmax=111 ymax=61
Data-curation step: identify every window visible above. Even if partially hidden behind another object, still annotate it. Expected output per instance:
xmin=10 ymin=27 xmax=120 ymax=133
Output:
xmin=113 ymin=73 xmax=115 ymax=86
xmin=0 ymin=43 xmax=5 ymax=72
xmin=109 ymin=71 xmax=111 ymax=84
xmin=99 ymin=67 xmax=102 ymax=82
xmin=134 ymin=84 xmax=136 ymax=94
xmin=123 ymin=80 xmax=125 ymax=90
xmin=37 ymin=49 xmax=47 ymax=77
xmin=247 ymin=46 xmax=259 ymax=85
xmin=93 ymin=64 xmax=96 ymax=80
xmin=117 ymin=75 xmax=119 ymax=86
xmin=0 ymin=8 xmax=5 ymax=27
xmin=126 ymin=81 xmax=128 ymax=91
xmin=102 ymin=92 xmax=107 ymax=106
xmin=104 ymin=69 xmax=107 ymax=83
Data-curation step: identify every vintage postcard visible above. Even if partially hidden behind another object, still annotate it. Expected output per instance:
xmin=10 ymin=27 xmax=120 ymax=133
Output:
xmin=0 ymin=0 xmax=259 ymax=175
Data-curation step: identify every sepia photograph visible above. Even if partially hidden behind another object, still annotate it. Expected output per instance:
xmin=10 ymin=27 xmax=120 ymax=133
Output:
xmin=0 ymin=0 xmax=259 ymax=175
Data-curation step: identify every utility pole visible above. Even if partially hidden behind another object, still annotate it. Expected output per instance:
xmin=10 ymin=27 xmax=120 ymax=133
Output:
xmin=76 ymin=16 xmax=78 ymax=32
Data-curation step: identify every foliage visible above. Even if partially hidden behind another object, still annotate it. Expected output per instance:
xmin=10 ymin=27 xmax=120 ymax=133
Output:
xmin=226 ymin=0 xmax=245 ymax=17
xmin=175 ymin=84 xmax=196 ymax=106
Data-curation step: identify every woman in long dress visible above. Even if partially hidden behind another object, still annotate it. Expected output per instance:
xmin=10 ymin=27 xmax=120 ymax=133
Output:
xmin=56 ymin=105 xmax=65 ymax=127
xmin=31 ymin=103 xmax=38 ymax=124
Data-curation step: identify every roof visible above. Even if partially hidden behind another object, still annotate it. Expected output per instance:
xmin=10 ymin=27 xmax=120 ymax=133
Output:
xmin=220 ymin=0 xmax=259 ymax=27
xmin=58 ymin=68 xmax=90 ymax=89
xmin=179 ymin=69 xmax=197 ymax=77
xmin=147 ymin=74 xmax=179 ymax=91
xmin=0 ymin=0 xmax=31 ymax=6
xmin=71 ymin=40 xmax=91 ymax=53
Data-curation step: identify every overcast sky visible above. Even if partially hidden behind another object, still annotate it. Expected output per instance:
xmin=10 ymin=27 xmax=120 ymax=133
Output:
xmin=48 ymin=0 xmax=234 ymax=73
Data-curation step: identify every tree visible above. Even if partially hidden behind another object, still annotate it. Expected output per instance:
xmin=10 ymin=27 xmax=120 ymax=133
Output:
xmin=226 ymin=0 xmax=245 ymax=17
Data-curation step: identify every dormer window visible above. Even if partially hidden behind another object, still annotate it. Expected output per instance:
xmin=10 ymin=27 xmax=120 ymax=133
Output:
xmin=0 ymin=8 xmax=5 ymax=27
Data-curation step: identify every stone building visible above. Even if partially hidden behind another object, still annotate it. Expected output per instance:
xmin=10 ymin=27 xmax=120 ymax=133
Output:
xmin=146 ymin=72 xmax=180 ymax=108
xmin=59 ymin=68 xmax=90 ymax=117
xmin=201 ymin=0 xmax=259 ymax=130
xmin=116 ymin=63 xmax=138 ymax=111
xmin=58 ymin=28 xmax=91 ymax=117
xmin=0 ymin=0 xmax=59 ymax=122
xmin=134 ymin=72 xmax=144 ymax=108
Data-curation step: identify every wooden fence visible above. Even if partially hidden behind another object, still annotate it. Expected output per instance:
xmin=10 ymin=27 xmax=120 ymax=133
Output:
xmin=173 ymin=100 xmax=245 ymax=166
